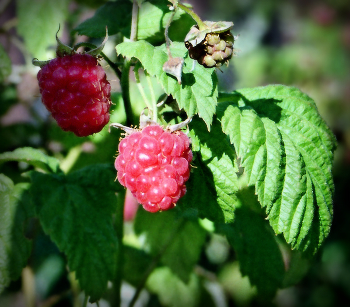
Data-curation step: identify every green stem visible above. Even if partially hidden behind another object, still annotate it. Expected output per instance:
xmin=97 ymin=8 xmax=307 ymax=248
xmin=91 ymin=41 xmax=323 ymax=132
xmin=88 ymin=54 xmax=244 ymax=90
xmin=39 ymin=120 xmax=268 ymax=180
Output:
xmin=130 ymin=0 xmax=139 ymax=42
xmin=101 ymin=52 xmax=122 ymax=80
xmin=165 ymin=10 xmax=176 ymax=57
xmin=177 ymin=3 xmax=207 ymax=30
xmin=68 ymin=272 xmax=81 ymax=307
xmin=128 ymin=218 xmax=186 ymax=307
xmin=82 ymin=295 xmax=89 ymax=307
xmin=60 ymin=145 xmax=82 ymax=174
xmin=22 ymin=267 xmax=36 ymax=307
xmin=136 ymin=81 xmax=151 ymax=110
xmin=145 ymin=74 xmax=157 ymax=122
xmin=121 ymin=60 xmax=134 ymax=126
xmin=113 ymin=189 xmax=126 ymax=307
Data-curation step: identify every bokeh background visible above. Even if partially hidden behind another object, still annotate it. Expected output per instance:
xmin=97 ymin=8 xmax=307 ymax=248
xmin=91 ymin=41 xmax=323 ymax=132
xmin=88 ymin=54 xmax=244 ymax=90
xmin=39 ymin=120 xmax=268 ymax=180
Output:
xmin=1 ymin=0 xmax=350 ymax=306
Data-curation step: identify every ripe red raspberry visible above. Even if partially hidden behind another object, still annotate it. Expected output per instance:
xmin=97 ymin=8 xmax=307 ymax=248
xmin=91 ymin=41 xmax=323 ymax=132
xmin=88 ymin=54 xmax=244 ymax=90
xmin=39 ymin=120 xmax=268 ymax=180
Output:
xmin=37 ymin=53 xmax=111 ymax=137
xmin=115 ymin=125 xmax=192 ymax=213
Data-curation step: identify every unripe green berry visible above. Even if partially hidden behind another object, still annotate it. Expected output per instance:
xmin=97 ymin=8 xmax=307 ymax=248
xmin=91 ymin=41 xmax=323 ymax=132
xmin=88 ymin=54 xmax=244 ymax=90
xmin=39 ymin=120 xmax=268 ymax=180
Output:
xmin=216 ymin=40 xmax=227 ymax=51
xmin=184 ymin=22 xmax=235 ymax=68
xmin=224 ymin=47 xmax=233 ymax=58
xmin=212 ymin=51 xmax=225 ymax=61
xmin=207 ymin=34 xmax=220 ymax=45
xmin=206 ymin=45 xmax=215 ymax=54
xmin=202 ymin=55 xmax=216 ymax=68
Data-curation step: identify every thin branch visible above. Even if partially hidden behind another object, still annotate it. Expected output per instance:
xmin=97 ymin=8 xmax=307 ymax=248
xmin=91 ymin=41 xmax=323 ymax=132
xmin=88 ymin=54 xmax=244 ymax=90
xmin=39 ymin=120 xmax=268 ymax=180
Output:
xmin=128 ymin=218 xmax=186 ymax=307
xmin=177 ymin=2 xmax=207 ymax=30
xmin=165 ymin=10 xmax=176 ymax=58
xmin=121 ymin=60 xmax=134 ymax=126
xmin=82 ymin=295 xmax=89 ymax=307
xmin=130 ymin=0 xmax=139 ymax=42
xmin=112 ymin=189 xmax=126 ymax=307
xmin=145 ymin=73 xmax=157 ymax=122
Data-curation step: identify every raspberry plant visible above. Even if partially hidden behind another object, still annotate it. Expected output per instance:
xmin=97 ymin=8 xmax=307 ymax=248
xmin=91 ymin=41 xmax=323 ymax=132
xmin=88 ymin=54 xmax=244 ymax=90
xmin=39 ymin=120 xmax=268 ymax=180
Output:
xmin=0 ymin=0 xmax=337 ymax=306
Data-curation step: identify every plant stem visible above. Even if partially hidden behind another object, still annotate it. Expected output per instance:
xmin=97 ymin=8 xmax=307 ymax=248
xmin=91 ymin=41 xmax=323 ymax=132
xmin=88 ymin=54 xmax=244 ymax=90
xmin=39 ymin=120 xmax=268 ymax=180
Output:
xmin=128 ymin=217 xmax=186 ymax=307
xmin=22 ymin=267 xmax=36 ymax=307
xmin=121 ymin=60 xmax=134 ymax=126
xmin=145 ymin=74 xmax=157 ymax=122
xmin=68 ymin=272 xmax=81 ymax=307
xmin=130 ymin=0 xmax=139 ymax=42
xmin=177 ymin=3 xmax=207 ymax=30
xmin=82 ymin=295 xmax=89 ymax=307
xmin=113 ymin=189 xmax=126 ymax=307
xmin=100 ymin=51 xmax=122 ymax=80
xmin=165 ymin=10 xmax=176 ymax=57
xmin=136 ymin=82 xmax=151 ymax=110
xmin=60 ymin=144 xmax=82 ymax=174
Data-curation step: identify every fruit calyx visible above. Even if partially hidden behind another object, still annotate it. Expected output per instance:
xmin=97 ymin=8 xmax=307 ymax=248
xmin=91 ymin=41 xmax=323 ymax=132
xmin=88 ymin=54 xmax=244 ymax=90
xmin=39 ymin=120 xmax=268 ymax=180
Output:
xmin=32 ymin=26 xmax=108 ymax=68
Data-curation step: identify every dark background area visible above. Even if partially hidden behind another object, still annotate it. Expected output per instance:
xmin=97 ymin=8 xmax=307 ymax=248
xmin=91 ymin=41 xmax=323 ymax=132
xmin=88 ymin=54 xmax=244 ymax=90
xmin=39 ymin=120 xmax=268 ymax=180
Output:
xmin=1 ymin=0 xmax=350 ymax=306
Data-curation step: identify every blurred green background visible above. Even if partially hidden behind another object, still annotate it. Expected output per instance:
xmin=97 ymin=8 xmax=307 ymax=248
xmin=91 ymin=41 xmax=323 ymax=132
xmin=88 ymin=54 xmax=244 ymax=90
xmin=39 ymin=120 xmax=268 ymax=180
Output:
xmin=1 ymin=0 xmax=350 ymax=306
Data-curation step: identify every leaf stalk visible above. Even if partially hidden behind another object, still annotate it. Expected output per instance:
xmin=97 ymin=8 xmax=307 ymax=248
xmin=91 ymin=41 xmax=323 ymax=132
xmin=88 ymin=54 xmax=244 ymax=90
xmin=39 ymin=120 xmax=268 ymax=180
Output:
xmin=177 ymin=3 xmax=207 ymax=31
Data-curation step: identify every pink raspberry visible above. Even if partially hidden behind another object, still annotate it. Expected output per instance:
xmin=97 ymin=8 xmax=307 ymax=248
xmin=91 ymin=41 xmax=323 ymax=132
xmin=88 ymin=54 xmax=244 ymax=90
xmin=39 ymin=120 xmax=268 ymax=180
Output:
xmin=37 ymin=53 xmax=111 ymax=137
xmin=115 ymin=125 xmax=192 ymax=212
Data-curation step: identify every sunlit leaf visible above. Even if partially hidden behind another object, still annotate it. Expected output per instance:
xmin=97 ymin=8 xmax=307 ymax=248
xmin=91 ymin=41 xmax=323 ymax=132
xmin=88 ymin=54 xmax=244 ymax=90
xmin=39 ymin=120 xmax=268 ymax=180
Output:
xmin=0 ymin=147 xmax=61 ymax=173
xmin=117 ymin=41 xmax=218 ymax=129
xmin=17 ymin=0 xmax=69 ymax=59
xmin=0 ymin=175 xmax=33 ymax=294
xmin=218 ymin=85 xmax=336 ymax=254
xmin=30 ymin=164 xmax=121 ymax=302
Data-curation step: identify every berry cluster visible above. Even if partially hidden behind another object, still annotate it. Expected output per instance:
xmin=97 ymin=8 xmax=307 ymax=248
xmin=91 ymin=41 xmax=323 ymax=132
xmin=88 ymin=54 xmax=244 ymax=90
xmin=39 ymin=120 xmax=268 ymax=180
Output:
xmin=115 ymin=125 xmax=192 ymax=213
xmin=186 ymin=30 xmax=234 ymax=68
xmin=37 ymin=53 xmax=111 ymax=137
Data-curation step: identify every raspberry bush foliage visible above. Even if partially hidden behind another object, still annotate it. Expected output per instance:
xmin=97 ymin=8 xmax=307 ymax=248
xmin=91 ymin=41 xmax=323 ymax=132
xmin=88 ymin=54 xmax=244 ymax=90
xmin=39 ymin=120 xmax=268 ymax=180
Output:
xmin=0 ymin=0 xmax=337 ymax=306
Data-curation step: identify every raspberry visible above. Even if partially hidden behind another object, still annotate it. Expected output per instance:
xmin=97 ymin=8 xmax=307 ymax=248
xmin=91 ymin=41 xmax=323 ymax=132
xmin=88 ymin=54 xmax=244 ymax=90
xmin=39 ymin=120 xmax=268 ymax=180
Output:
xmin=37 ymin=53 xmax=111 ymax=137
xmin=114 ymin=125 xmax=192 ymax=213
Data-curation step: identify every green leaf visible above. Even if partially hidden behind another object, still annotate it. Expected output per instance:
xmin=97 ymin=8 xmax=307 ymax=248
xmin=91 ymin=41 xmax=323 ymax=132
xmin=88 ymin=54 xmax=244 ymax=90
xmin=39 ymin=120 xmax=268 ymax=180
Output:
xmin=218 ymin=189 xmax=285 ymax=299
xmin=0 ymin=147 xmax=61 ymax=173
xmin=123 ymin=245 xmax=153 ymax=287
xmin=30 ymin=164 xmax=120 ymax=302
xmin=0 ymin=84 xmax=17 ymax=117
xmin=116 ymin=40 xmax=218 ymax=129
xmin=73 ymin=0 xmax=132 ymax=38
xmin=146 ymin=267 xmax=202 ymax=307
xmin=73 ymin=0 xmax=193 ymax=43
xmin=17 ymin=0 xmax=69 ymax=59
xmin=181 ymin=116 xmax=239 ymax=223
xmin=134 ymin=209 xmax=206 ymax=283
xmin=0 ymin=174 xmax=33 ymax=294
xmin=0 ymin=43 xmax=11 ymax=81
xmin=137 ymin=0 xmax=194 ymax=44
xmin=218 ymin=85 xmax=336 ymax=254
